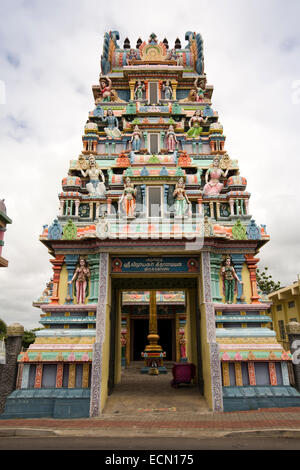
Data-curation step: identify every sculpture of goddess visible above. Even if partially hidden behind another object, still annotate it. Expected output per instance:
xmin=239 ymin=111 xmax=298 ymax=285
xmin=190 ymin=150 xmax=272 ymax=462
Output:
xmin=101 ymin=109 xmax=122 ymax=139
xmin=166 ymin=125 xmax=178 ymax=152
xmin=68 ymin=258 xmax=91 ymax=305
xmin=134 ymin=80 xmax=145 ymax=100
xmin=163 ymin=80 xmax=173 ymax=100
xmin=81 ymin=154 xmax=106 ymax=197
xmin=186 ymin=110 xmax=208 ymax=138
xmin=221 ymin=256 xmax=243 ymax=304
xmin=130 ymin=125 xmax=142 ymax=152
xmin=173 ymin=177 xmax=191 ymax=217
xmin=99 ymin=75 xmax=113 ymax=102
xmin=203 ymin=156 xmax=229 ymax=195
xmin=194 ymin=77 xmax=206 ymax=102
xmin=119 ymin=177 xmax=137 ymax=218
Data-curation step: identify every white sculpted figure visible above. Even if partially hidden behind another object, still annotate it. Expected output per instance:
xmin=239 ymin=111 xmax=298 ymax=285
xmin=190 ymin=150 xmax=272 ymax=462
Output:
xmin=81 ymin=155 xmax=106 ymax=197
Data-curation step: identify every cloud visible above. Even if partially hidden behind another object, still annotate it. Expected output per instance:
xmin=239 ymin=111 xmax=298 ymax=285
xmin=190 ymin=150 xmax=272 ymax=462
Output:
xmin=1 ymin=0 xmax=300 ymax=329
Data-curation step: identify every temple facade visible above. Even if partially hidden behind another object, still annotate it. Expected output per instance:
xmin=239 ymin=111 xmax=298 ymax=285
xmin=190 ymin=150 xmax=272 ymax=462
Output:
xmin=2 ymin=31 xmax=300 ymax=419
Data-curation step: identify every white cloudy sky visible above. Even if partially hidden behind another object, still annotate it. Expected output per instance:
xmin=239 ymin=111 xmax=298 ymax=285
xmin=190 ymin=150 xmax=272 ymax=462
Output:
xmin=0 ymin=0 xmax=300 ymax=330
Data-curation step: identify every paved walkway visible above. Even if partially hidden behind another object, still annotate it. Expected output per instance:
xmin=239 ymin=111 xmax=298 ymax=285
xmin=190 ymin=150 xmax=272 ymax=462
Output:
xmin=2 ymin=363 xmax=300 ymax=438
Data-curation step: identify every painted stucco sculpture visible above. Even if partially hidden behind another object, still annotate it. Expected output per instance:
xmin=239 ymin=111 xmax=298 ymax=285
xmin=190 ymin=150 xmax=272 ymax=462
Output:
xmin=2 ymin=30 xmax=299 ymax=422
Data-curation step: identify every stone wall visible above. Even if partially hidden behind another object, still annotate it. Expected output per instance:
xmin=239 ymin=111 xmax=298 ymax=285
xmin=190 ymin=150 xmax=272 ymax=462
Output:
xmin=0 ymin=323 xmax=24 ymax=414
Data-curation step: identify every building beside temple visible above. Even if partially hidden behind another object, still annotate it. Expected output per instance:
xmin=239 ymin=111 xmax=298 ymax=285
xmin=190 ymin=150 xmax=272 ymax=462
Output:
xmin=269 ymin=280 xmax=300 ymax=351
xmin=0 ymin=199 xmax=12 ymax=268
xmin=1 ymin=30 xmax=300 ymax=419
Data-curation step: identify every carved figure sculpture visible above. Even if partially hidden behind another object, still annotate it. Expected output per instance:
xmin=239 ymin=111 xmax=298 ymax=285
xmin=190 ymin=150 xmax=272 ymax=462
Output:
xmin=130 ymin=125 xmax=142 ymax=152
xmin=119 ymin=177 xmax=137 ymax=217
xmin=101 ymin=109 xmax=122 ymax=139
xmin=68 ymin=257 xmax=91 ymax=305
xmin=186 ymin=110 xmax=208 ymax=138
xmin=203 ymin=155 xmax=228 ymax=195
xmin=163 ymin=80 xmax=173 ymax=100
xmin=134 ymin=80 xmax=145 ymax=100
xmin=99 ymin=75 xmax=113 ymax=102
xmin=194 ymin=77 xmax=206 ymax=102
xmin=221 ymin=256 xmax=243 ymax=304
xmin=173 ymin=177 xmax=191 ymax=217
xmin=81 ymin=154 xmax=106 ymax=197
xmin=166 ymin=125 xmax=178 ymax=152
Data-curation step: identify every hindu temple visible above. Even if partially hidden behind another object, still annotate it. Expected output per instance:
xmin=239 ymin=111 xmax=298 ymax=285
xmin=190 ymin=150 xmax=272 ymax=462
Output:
xmin=2 ymin=30 xmax=300 ymax=419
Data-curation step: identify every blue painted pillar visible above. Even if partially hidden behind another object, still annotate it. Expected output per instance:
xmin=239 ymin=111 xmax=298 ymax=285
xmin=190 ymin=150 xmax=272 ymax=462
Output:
xmin=21 ymin=364 xmax=30 ymax=389
xmin=231 ymin=254 xmax=245 ymax=304
xmin=65 ymin=255 xmax=78 ymax=304
xmin=210 ymin=253 xmax=223 ymax=303
xmin=88 ymin=254 xmax=100 ymax=304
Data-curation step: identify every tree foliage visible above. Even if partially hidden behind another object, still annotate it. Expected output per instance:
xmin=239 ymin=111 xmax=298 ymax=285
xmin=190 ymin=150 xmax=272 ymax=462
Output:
xmin=0 ymin=318 xmax=7 ymax=340
xmin=256 ymin=266 xmax=281 ymax=295
xmin=22 ymin=328 xmax=43 ymax=349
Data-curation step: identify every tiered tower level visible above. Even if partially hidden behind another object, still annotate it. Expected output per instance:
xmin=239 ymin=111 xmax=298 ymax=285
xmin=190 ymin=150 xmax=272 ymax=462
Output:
xmin=4 ymin=31 xmax=300 ymax=419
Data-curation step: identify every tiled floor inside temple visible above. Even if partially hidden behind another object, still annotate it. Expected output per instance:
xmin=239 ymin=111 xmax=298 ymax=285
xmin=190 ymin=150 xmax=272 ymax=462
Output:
xmin=102 ymin=362 xmax=210 ymax=416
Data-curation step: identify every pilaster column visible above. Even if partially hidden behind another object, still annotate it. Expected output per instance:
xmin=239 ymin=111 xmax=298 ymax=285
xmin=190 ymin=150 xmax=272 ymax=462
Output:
xmin=245 ymin=198 xmax=249 ymax=215
xmin=59 ymin=199 xmax=65 ymax=216
xmin=209 ymin=201 xmax=214 ymax=219
xmin=171 ymin=80 xmax=177 ymax=100
xmin=82 ymin=363 xmax=90 ymax=388
xmin=160 ymin=131 xmax=165 ymax=149
xmin=197 ymin=196 xmax=203 ymax=215
xmin=129 ymin=80 xmax=136 ymax=101
xmin=229 ymin=198 xmax=234 ymax=217
xmin=210 ymin=253 xmax=223 ymax=303
xmin=245 ymin=254 xmax=260 ymax=304
xmin=201 ymin=252 xmax=223 ymax=411
xmin=88 ymin=253 xmax=100 ymax=304
xmin=50 ymin=255 xmax=65 ymax=305
xmin=107 ymin=198 xmax=112 ymax=215
xmin=143 ymin=132 xmax=148 ymax=151
xmin=65 ymin=255 xmax=78 ymax=304
xmin=34 ymin=364 xmax=43 ymax=388
xmin=90 ymin=252 xmax=109 ymax=417
xmin=231 ymin=254 xmax=245 ymax=304
xmin=75 ymin=199 xmax=80 ymax=217
xmin=56 ymin=363 xmax=63 ymax=388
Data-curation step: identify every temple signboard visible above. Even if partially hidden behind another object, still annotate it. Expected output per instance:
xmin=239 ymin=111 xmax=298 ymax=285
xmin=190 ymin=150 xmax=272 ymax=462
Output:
xmin=111 ymin=256 xmax=199 ymax=273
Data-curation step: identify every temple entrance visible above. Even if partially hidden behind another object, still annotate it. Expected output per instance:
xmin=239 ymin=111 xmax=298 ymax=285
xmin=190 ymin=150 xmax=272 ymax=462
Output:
xmin=107 ymin=277 xmax=204 ymax=404
xmin=131 ymin=319 xmax=149 ymax=361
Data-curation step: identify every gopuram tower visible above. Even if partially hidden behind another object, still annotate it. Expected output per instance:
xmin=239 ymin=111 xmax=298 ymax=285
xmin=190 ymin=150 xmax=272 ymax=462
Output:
xmin=2 ymin=31 xmax=300 ymax=419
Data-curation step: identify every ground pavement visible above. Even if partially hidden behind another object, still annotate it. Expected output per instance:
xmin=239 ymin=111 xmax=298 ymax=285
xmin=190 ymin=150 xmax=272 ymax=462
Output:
xmin=1 ymin=362 xmax=300 ymax=439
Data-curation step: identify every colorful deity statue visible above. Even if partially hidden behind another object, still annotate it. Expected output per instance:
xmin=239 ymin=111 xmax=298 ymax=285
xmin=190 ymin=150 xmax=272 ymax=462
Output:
xmin=194 ymin=76 xmax=206 ymax=102
xmin=166 ymin=125 xmax=178 ymax=152
xmin=68 ymin=257 xmax=91 ymax=305
xmin=130 ymin=125 xmax=142 ymax=152
xmin=99 ymin=75 xmax=113 ymax=102
xmin=119 ymin=176 xmax=137 ymax=218
xmin=134 ymin=80 xmax=145 ymax=100
xmin=163 ymin=80 xmax=173 ymax=100
xmin=179 ymin=328 xmax=187 ymax=360
xmin=101 ymin=109 xmax=122 ymax=139
xmin=203 ymin=155 xmax=229 ymax=195
xmin=221 ymin=256 xmax=243 ymax=304
xmin=81 ymin=154 xmax=106 ymax=197
xmin=173 ymin=177 xmax=191 ymax=217
xmin=186 ymin=110 xmax=208 ymax=138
